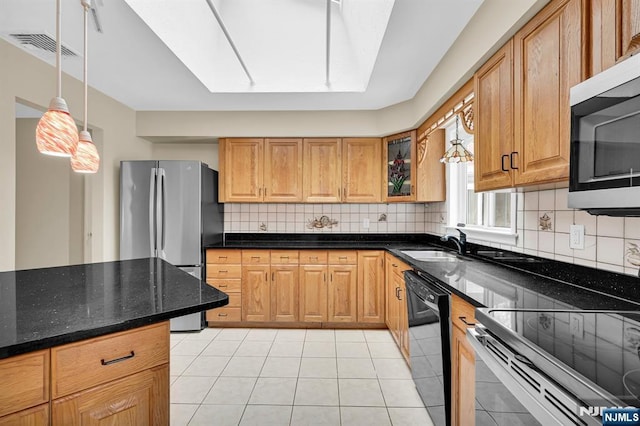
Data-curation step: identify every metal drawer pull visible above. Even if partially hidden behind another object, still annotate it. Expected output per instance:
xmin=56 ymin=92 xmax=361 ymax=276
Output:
xmin=501 ymin=154 xmax=509 ymax=172
xmin=251 ymin=256 xmax=260 ymax=259
xmin=310 ymin=256 xmax=318 ymax=261
xmin=219 ymin=270 xmax=228 ymax=273
xmin=280 ymin=256 xmax=289 ymax=259
xmin=458 ymin=316 xmax=476 ymax=326
xmin=218 ymin=313 xmax=228 ymax=317
xmin=101 ymin=351 xmax=135 ymax=366
xmin=339 ymin=256 xmax=347 ymax=260
xmin=218 ymin=256 xmax=227 ymax=259
xmin=218 ymin=284 xmax=228 ymax=288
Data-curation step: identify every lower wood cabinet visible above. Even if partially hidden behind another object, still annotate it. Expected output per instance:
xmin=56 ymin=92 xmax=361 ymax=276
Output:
xmin=206 ymin=249 xmax=242 ymax=323
xmin=51 ymin=365 xmax=168 ymax=426
xmin=451 ymin=294 xmax=476 ymax=426
xmin=357 ymin=251 xmax=385 ymax=324
xmin=242 ymin=263 xmax=271 ymax=322
xmin=327 ymin=251 xmax=358 ymax=322
xmin=299 ymin=251 xmax=329 ymax=322
xmin=271 ymin=264 xmax=299 ymax=322
xmin=385 ymin=253 xmax=411 ymax=363
xmin=0 ymin=403 xmax=49 ymax=426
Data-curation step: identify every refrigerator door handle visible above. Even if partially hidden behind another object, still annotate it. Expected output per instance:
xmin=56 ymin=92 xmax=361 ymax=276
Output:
xmin=149 ymin=168 xmax=157 ymax=257
xmin=160 ymin=168 xmax=168 ymax=256
xmin=155 ymin=167 xmax=163 ymax=259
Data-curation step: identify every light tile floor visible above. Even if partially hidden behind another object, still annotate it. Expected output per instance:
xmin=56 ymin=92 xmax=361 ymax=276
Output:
xmin=170 ymin=328 xmax=434 ymax=426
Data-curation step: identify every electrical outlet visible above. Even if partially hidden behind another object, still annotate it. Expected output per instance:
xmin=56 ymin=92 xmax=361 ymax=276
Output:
xmin=363 ymin=218 xmax=370 ymax=229
xmin=570 ymin=312 xmax=584 ymax=338
xmin=570 ymin=224 xmax=585 ymax=249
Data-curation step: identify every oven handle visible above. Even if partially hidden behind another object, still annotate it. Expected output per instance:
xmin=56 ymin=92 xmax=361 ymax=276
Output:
xmin=466 ymin=327 xmax=600 ymax=426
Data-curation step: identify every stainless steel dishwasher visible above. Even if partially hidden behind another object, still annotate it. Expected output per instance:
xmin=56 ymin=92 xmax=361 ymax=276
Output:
xmin=404 ymin=270 xmax=452 ymax=426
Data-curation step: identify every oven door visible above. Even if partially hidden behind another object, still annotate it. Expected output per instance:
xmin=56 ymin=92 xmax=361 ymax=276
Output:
xmin=467 ymin=326 xmax=601 ymax=426
xmin=569 ymin=54 xmax=640 ymax=214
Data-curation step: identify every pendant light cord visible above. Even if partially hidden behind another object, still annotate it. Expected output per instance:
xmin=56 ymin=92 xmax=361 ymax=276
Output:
xmin=82 ymin=0 xmax=89 ymax=132
xmin=56 ymin=0 xmax=62 ymax=98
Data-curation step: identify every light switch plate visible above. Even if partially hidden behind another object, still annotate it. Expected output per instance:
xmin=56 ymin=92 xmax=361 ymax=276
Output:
xmin=570 ymin=224 xmax=585 ymax=249
xmin=363 ymin=218 xmax=370 ymax=229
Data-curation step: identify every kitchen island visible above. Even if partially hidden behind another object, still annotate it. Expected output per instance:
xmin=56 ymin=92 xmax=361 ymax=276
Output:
xmin=0 ymin=258 xmax=228 ymax=425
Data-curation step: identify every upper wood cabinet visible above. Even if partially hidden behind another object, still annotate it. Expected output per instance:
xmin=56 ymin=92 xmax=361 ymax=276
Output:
xmin=512 ymin=0 xmax=586 ymax=185
xmin=591 ymin=0 xmax=640 ymax=75
xmin=342 ymin=138 xmax=383 ymax=203
xmin=303 ymin=138 xmax=342 ymax=203
xmin=383 ymin=131 xmax=416 ymax=202
xmin=474 ymin=40 xmax=516 ymax=192
xmin=219 ymin=138 xmax=302 ymax=202
xmin=415 ymin=128 xmax=446 ymax=202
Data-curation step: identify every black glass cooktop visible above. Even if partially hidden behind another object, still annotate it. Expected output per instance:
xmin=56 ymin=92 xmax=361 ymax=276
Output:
xmin=479 ymin=309 xmax=640 ymax=407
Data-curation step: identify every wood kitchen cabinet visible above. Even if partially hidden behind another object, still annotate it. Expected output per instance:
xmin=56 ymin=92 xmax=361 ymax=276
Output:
xmin=383 ymin=131 xmax=416 ymax=202
xmin=327 ymin=251 xmax=358 ymax=322
xmin=474 ymin=40 xmax=516 ymax=192
xmin=357 ymin=251 xmax=385 ymax=324
xmin=206 ymin=249 xmax=242 ymax=323
xmin=241 ymin=251 xmax=271 ymax=322
xmin=270 ymin=251 xmax=299 ymax=322
xmin=385 ymin=253 xmax=411 ymax=363
xmin=415 ymin=127 xmax=446 ymax=202
xmin=0 ymin=404 xmax=49 ymax=426
xmin=591 ymin=0 xmax=640 ymax=75
xmin=303 ymin=139 xmax=342 ymax=203
xmin=342 ymin=138 xmax=383 ymax=203
xmin=0 ymin=349 xmax=49 ymax=424
xmin=219 ymin=138 xmax=302 ymax=202
xmin=450 ymin=294 xmax=476 ymax=426
xmin=299 ymin=251 xmax=329 ymax=322
xmin=512 ymin=0 xmax=586 ymax=185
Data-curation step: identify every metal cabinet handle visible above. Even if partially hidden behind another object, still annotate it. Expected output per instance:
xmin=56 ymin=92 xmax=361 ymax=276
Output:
xmin=280 ymin=256 xmax=289 ymax=259
xmin=339 ymin=256 xmax=347 ymax=260
xmin=259 ymin=187 xmax=262 ymax=196
xmin=411 ymin=185 xmax=415 ymax=195
xmin=510 ymin=152 xmax=518 ymax=170
xmin=324 ymin=273 xmax=327 ymax=282
xmin=310 ymin=256 xmax=318 ymax=261
xmin=264 ymin=187 xmax=267 ymax=196
xmin=272 ymin=272 xmax=275 ymax=281
xmin=218 ymin=284 xmax=228 ymax=288
xmin=101 ymin=351 xmax=135 ymax=366
xmin=218 ymin=256 xmax=227 ymax=259
xmin=218 ymin=313 xmax=228 ymax=317
xmin=395 ymin=287 xmax=400 ymax=299
xmin=219 ymin=270 xmax=228 ymax=273
xmin=398 ymin=289 xmax=403 ymax=301
xmin=458 ymin=316 xmax=476 ymax=326
xmin=501 ymin=154 xmax=509 ymax=172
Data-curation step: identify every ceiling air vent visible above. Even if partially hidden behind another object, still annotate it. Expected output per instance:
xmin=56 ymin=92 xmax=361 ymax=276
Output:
xmin=9 ymin=33 xmax=78 ymax=57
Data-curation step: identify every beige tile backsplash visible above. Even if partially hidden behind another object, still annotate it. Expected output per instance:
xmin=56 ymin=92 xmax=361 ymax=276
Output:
xmin=423 ymin=188 xmax=640 ymax=277
xmin=224 ymin=188 xmax=640 ymax=277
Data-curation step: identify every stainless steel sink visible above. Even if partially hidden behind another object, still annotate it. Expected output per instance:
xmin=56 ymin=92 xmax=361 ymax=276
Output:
xmin=400 ymin=250 xmax=459 ymax=262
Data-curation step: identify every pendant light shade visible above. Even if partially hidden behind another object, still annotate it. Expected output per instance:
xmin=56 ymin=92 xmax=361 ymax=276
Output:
xmin=71 ymin=131 xmax=100 ymax=173
xmin=440 ymin=115 xmax=473 ymax=164
xmin=36 ymin=97 xmax=79 ymax=157
xmin=36 ymin=0 xmax=79 ymax=157
xmin=71 ymin=0 xmax=100 ymax=173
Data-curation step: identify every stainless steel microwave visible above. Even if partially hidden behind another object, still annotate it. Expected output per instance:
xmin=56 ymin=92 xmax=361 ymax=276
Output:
xmin=569 ymin=53 xmax=640 ymax=216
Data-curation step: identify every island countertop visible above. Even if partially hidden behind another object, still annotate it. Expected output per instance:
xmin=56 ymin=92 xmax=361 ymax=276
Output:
xmin=0 ymin=258 xmax=228 ymax=359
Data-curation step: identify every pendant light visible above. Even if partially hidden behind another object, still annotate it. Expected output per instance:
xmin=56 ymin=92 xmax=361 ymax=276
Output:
xmin=71 ymin=0 xmax=100 ymax=173
xmin=36 ymin=0 xmax=79 ymax=157
xmin=440 ymin=115 xmax=474 ymax=164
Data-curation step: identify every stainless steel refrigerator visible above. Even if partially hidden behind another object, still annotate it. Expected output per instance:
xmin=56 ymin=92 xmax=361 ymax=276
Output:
xmin=119 ymin=160 xmax=223 ymax=331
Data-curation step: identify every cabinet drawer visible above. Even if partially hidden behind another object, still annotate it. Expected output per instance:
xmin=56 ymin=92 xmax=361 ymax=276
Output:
xmin=207 ymin=249 xmax=242 ymax=264
xmin=0 ymin=350 xmax=49 ymax=418
xmin=207 ymin=278 xmax=241 ymax=293
xmin=328 ymin=251 xmax=357 ymax=264
xmin=451 ymin=294 xmax=476 ymax=331
xmin=389 ymin=258 xmax=411 ymax=278
xmin=207 ymin=264 xmax=242 ymax=279
xmin=0 ymin=403 xmax=49 ymax=426
xmin=226 ymin=292 xmax=241 ymax=308
xmin=242 ymin=250 xmax=271 ymax=264
xmin=51 ymin=322 xmax=169 ymax=399
xmin=299 ymin=250 xmax=328 ymax=264
xmin=271 ymin=250 xmax=299 ymax=264
xmin=206 ymin=307 xmax=242 ymax=322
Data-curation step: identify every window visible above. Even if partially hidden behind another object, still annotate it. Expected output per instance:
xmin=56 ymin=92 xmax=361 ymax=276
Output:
xmin=445 ymin=116 xmax=518 ymax=245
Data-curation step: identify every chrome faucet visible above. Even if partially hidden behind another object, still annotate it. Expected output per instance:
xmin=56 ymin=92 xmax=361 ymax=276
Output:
xmin=441 ymin=229 xmax=467 ymax=255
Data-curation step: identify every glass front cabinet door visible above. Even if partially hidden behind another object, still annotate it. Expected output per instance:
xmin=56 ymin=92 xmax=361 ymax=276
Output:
xmin=383 ymin=130 xmax=416 ymax=202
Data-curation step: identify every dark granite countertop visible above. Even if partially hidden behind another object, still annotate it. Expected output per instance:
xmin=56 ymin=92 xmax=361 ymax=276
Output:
xmin=214 ymin=233 xmax=640 ymax=311
xmin=0 ymin=258 xmax=228 ymax=359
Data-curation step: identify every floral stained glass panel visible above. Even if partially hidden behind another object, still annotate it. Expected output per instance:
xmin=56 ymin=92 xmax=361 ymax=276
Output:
xmin=387 ymin=136 xmax=412 ymax=197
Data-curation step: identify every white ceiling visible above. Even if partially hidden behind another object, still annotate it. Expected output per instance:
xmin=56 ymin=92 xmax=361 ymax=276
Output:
xmin=0 ymin=0 xmax=483 ymax=111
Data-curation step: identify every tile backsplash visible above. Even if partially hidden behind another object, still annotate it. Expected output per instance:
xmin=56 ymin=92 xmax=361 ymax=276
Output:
xmin=224 ymin=203 xmax=427 ymax=234
xmin=424 ymin=188 xmax=640 ymax=277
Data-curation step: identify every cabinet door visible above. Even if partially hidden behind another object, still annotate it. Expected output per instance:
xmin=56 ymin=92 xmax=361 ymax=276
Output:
xmin=451 ymin=326 xmax=475 ymax=426
xmin=242 ymin=265 xmax=271 ymax=322
xmin=303 ymin=138 xmax=342 ymax=202
xmin=271 ymin=265 xmax=299 ymax=322
xmin=327 ymin=264 xmax=357 ymax=322
xmin=0 ymin=404 xmax=49 ymax=426
xmin=357 ymin=251 xmax=385 ymax=324
xmin=264 ymin=138 xmax=303 ymax=202
xmin=398 ymin=278 xmax=410 ymax=362
xmin=219 ymin=138 xmax=264 ymax=202
xmin=299 ymin=265 xmax=328 ymax=322
xmin=51 ymin=365 xmax=168 ymax=426
xmin=620 ymin=0 xmax=640 ymax=59
xmin=415 ymin=129 xmax=446 ymax=202
xmin=342 ymin=138 xmax=382 ymax=203
xmin=513 ymin=0 xmax=586 ymax=185
xmin=383 ymin=131 xmax=416 ymax=202
xmin=385 ymin=264 xmax=400 ymax=345
xmin=474 ymin=40 xmax=515 ymax=192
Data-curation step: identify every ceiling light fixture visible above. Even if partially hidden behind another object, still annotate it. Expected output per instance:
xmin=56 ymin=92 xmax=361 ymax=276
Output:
xmin=440 ymin=115 xmax=473 ymax=164
xmin=35 ymin=0 xmax=79 ymax=157
xmin=71 ymin=0 xmax=100 ymax=173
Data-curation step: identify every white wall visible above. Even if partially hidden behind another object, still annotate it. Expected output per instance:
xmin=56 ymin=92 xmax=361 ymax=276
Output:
xmin=152 ymin=142 xmax=218 ymax=171
xmin=0 ymin=39 xmax=152 ymax=271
